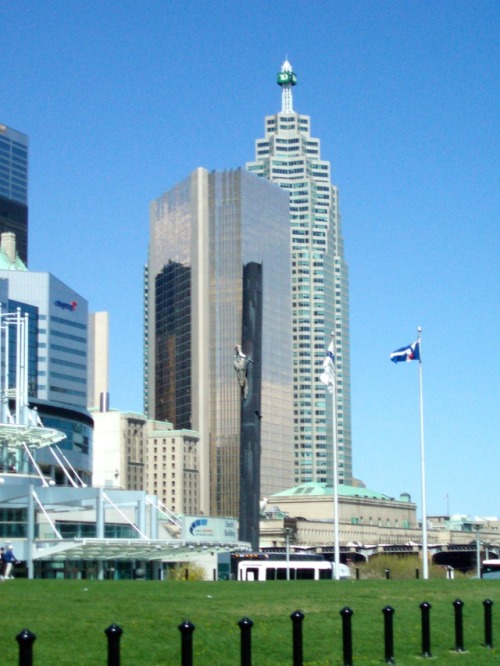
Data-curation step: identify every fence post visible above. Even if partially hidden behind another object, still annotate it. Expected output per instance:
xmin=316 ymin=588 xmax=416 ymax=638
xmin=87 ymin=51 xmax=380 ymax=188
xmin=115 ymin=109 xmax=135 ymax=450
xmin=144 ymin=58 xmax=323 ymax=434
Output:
xmin=290 ymin=610 xmax=304 ymax=666
xmin=340 ymin=607 xmax=354 ymax=666
xmin=483 ymin=599 xmax=493 ymax=649
xmin=385 ymin=568 xmax=390 ymax=580
xmin=419 ymin=602 xmax=432 ymax=658
xmin=178 ymin=620 xmax=195 ymax=666
xmin=415 ymin=568 xmax=420 ymax=579
xmin=16 ymin=629 xmax=36 ymax=666
xmin=238 ymin=617 xmax=254 ymax=666
xmin=382 ymin=606 xmax=395 ymax=664
xmin=105 ymin=624 xmax=123 ymax=666
xmin=453 ymin=599 xmax=464 ymax=652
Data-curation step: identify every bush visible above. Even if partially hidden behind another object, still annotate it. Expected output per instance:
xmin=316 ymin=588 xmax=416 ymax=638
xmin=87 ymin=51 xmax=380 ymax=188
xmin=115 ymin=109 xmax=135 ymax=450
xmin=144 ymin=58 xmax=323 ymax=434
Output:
xmin=166 ymin=562 xmax=206 ymax=581
xmin=356 ymin=554 xmax=456 ymax=580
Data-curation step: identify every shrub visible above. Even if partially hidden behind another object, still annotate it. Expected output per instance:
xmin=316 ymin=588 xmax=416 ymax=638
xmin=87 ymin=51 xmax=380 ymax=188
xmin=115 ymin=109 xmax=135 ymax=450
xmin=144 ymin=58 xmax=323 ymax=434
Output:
xmin=166 ymin=562 xmax=206 ymax=581
xmin=356 ymin=553 xmax=455 ymax=579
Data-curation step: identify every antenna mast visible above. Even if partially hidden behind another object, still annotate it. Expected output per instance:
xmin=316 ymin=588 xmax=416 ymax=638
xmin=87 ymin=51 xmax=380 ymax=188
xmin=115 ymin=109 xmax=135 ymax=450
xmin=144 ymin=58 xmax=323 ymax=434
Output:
xmin=277 ymin=59 xmax=297 ymax=113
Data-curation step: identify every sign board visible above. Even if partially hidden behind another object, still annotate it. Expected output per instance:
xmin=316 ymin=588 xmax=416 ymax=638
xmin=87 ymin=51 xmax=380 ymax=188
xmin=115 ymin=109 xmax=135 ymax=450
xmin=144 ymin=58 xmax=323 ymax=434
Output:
xmin=181 ymin=516 xmax=238 ymax=542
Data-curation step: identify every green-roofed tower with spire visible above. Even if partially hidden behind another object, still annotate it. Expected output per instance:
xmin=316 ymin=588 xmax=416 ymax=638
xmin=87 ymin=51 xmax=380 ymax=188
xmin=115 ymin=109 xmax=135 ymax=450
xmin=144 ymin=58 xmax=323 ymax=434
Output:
xmin=247 ymin=60 xmax=352 ymax=487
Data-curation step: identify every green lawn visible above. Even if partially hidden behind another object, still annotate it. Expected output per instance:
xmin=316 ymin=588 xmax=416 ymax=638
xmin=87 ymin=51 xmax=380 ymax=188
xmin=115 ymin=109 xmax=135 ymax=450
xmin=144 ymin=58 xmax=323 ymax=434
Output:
xmin=0 ymin=579 xmax=498 ymax=664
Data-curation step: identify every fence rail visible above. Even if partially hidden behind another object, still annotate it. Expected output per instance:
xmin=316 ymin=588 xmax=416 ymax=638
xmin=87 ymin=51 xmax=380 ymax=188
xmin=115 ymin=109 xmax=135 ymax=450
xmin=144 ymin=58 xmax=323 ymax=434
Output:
xmin=16 ymin=598 xmax=495 ymax=665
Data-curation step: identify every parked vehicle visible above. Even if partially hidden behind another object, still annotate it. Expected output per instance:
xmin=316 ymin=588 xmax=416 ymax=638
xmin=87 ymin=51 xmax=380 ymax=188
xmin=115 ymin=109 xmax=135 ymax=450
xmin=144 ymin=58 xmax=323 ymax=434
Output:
xmin=233 ymin=552 xmax=351 ymax=581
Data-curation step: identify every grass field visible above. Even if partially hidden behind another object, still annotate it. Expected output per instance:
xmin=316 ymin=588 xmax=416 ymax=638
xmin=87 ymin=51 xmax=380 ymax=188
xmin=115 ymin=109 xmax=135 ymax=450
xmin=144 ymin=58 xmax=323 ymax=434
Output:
xmin=0 ymin=579 xmax=498 ymax=664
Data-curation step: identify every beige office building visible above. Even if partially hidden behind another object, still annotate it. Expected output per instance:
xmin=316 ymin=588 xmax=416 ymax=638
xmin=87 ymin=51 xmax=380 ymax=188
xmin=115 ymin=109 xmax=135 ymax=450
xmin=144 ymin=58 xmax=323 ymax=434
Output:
xmin=92 ymin=410 xmax=199 ymax=515
xmin=87 ymin=311 xmax=109 ymax=411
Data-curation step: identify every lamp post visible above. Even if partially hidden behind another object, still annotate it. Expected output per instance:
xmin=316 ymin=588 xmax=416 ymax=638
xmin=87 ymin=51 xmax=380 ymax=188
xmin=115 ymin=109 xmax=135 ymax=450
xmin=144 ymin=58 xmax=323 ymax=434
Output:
xmin=284 ymin=527 xmax=293 ymax=581
xmin=474 ymin=522 xmax=483 ymax=578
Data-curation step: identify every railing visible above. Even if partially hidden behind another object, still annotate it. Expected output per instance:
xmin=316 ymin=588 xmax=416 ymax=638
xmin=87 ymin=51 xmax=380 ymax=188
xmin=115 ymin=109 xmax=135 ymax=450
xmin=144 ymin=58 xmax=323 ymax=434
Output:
xmin=16 ymin=598 xmax=495 ymax=665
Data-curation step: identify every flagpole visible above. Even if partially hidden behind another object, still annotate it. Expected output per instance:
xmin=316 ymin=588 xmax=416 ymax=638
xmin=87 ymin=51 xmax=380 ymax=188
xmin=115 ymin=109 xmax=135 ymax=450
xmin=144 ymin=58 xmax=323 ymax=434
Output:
xmin=331 ymin=333 xmax=340 ymax=581
xmin=333 ymin=388 xmax=340 ymax=580
xmin=320 ymin=333 xmax=340 ymax=580
xmin=417 ymin=326 xmax=429 ymax=580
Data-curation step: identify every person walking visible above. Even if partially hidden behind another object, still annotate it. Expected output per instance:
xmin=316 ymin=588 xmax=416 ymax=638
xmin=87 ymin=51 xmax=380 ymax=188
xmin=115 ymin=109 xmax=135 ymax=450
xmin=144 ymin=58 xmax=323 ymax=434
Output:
xmin=3 ymin=545 xmax=19 ymax=579
xmin=0 ymin=547 xmax=6 ymax=580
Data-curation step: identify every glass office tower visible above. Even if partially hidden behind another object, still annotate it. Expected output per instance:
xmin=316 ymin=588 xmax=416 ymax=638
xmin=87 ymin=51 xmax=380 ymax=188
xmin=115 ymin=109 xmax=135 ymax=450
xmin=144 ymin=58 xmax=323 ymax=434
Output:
xmin=0 ymin=124 xmax=28 ymax=264
xmin=146 ymin=168 xmax=293 ymax=516
xmin=247 ymin=61 xmax=352 ymax=486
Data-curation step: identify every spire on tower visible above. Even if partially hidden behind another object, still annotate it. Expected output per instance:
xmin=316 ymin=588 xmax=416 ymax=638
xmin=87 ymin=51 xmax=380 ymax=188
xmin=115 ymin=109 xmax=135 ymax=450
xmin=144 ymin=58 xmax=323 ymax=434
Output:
xmin=277 ymin=59 xmax=297 ymax=113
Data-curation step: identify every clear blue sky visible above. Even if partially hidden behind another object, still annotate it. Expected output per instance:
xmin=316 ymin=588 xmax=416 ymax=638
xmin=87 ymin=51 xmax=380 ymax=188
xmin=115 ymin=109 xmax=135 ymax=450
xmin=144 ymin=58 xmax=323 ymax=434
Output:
xmin=2 ymin=1 xmax=499 ymax=518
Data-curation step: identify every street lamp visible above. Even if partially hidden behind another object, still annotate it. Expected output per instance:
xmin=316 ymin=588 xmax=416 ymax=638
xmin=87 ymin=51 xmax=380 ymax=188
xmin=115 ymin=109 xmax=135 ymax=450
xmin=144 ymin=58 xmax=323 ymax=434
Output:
xmin=284 ymin=527 xmax=293 ymax=581
xmin=472 ymin=521 xmax=483 ymax=578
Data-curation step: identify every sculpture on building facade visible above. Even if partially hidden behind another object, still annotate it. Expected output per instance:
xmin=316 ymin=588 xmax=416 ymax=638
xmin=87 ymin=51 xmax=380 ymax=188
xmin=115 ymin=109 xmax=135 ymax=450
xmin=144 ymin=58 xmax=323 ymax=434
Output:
xmin=233 ymin=344 xmax=252 ymax=400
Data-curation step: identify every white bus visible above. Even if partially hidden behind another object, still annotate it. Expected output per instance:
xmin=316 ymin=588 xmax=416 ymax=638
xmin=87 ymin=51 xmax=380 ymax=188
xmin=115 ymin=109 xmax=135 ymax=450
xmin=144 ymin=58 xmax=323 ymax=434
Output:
xmin=237 ymin=558 xmax=350 ymax=581
xmin=481 ymin=559 xmax=500 ymax=579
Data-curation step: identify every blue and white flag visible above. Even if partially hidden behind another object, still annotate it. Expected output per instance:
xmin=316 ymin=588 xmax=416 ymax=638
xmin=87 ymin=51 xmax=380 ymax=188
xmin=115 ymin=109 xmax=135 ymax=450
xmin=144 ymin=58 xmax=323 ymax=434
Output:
xmin=320 ymin=341 xmax=335 ymax=393
xmin=390 ymin=340 xmax=420 ymax=363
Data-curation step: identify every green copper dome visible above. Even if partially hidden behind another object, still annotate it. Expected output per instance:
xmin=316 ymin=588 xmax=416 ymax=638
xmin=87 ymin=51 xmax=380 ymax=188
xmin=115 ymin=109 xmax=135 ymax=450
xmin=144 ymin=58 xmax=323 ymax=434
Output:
xmin=271 ymin=481 xmax=393 ymax=501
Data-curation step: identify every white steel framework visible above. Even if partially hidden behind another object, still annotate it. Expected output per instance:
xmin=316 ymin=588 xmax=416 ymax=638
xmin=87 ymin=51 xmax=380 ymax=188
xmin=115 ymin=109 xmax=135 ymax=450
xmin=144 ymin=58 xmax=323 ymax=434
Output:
xmin=0 ymin=308 xmax=65 ymax=475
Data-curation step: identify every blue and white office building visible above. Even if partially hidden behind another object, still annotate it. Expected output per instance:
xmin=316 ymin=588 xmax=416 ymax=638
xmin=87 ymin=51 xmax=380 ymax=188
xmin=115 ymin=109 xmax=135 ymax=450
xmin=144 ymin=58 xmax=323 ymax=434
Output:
xmin=0 ymin=233 xmax=92 ymax=484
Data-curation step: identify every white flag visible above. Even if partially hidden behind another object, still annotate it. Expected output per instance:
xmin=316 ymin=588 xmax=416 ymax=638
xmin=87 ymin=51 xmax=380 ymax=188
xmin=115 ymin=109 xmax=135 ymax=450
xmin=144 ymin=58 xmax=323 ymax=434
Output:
xmin=320 ymin=341 xmax=335 ymax=393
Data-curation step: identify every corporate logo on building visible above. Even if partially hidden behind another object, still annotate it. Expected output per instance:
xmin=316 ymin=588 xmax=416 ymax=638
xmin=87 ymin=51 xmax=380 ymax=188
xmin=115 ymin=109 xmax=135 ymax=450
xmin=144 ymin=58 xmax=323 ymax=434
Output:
xmin=54 ymin=300 xmax=78 ymax=312
xmin=189 ymin=518 xmax=208 ymax=536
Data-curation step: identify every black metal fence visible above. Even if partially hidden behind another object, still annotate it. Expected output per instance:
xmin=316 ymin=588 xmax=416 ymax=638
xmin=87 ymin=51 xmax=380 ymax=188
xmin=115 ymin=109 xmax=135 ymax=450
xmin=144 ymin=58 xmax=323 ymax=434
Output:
xmin=16 ymin=598 xmax=495 ymax=665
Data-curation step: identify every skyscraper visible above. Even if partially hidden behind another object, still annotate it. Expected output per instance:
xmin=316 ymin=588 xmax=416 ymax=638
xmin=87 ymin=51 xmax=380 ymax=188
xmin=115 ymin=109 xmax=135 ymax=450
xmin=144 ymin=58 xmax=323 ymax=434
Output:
xmin=247 ymin=60 xmax=352 ymax=486
xmin=145 ymin=168 xmax=293 ymax=516
xmin=0 ymin=124 xmax=28 ymax=265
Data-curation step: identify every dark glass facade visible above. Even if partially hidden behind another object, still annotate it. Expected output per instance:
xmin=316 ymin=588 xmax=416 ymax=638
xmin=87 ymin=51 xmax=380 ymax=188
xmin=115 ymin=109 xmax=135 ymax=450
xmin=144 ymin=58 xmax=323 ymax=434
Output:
xmin=0 ymin=125 xmax=29 ymax=265
xmin=154 ymin=261 xmax=191 ymax=428
xmin=238 ymin=261 xmax=263 ymax=549
xmin=0 ymin=198 xmax=28 ymax=264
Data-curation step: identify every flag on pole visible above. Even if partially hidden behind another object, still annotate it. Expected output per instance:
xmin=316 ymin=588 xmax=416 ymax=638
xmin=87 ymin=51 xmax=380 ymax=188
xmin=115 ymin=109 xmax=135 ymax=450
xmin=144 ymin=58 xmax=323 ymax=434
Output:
xmin=390 ymin=339 xmax=420 ymax=363
xmin=320 ymin=340 xmax=335 ymax=392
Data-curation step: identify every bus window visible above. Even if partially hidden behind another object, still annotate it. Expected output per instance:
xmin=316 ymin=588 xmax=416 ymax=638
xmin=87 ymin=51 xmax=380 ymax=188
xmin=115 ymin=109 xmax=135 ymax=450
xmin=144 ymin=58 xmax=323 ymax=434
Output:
xmin=296 ymin=568 xmax=315 ymax=580
xmin=245 ymin=568 xmax=258 ymax=581
xmin=319 ymin=569 xmax=332 ymax=580
xmin=266 ymin=567 xmax=276 ymax=581
xmin=481 ymin=560 xmax=500 ymax=578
